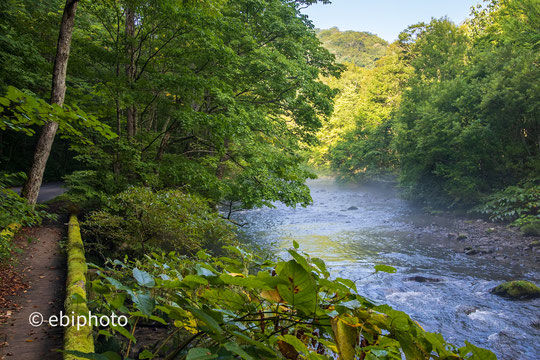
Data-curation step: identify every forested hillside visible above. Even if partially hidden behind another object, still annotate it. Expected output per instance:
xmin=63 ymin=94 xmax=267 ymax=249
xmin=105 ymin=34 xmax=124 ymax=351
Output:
xmin=314 ymin=0 xmax=539 ymax=231
xmin=316 ymin=27 xmax=388 ymax=67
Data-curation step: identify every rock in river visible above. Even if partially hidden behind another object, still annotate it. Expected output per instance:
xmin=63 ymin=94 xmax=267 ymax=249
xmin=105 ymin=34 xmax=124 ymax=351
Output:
xmin=405 ymin=276 xmax=442 ymax=283
xmin=491 ymin=280 xmax=540 ymax=300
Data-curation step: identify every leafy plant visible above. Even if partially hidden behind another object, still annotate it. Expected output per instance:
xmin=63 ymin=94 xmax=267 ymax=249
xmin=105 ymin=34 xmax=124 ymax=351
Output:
xmin=73 ymin=245 xmax=495 ymax=359
xmin=82 ymin=187 xmax=235 ymax=258
xmin=473 ymin=180 xmax=540 ymax=227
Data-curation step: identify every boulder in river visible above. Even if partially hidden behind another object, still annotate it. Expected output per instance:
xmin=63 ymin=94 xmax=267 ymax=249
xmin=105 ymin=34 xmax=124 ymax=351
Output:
xmin=464 ymin=247 xmax=481 ymax=256
xmin=491 ymin=280 xmax=540 ymax=300
xmin=347 ymin=206 xmax=358 ymax=210
xmin=456 ymin=233 xmax=468 ymax=240
xmin=405 ymin=276 xmax=442 ymax=283
xmin=456 ymin=305 xmax=479 ymax=315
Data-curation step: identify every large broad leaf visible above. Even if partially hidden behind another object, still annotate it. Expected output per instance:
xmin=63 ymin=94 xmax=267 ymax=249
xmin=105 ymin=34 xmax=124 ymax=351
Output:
xmin=459 ymin=341 xmax=497 ymax=360
xmin=133 ymin=268 xmax=155 ymax=288
xmin=196 ymin=263 xmax=216 ymax=277
xmin=131 ymin=292 xmax=155 ymax=316
xmin=186 ymin=348 xmax=217 ymax=360
xmin=331 ymin=316 xmax=358 ymax=360
xmin=231 ymin=331 xmax=278 ymax=357
xmin=188 ymin=306 xmax=224 ymax=339
xmin=374 ymin=264 xmax=396 ymax=274
xmin=278 ymin=334 xmax=309 ymax=356
xmin=111 ymin=324 xmax=136 ymax=342
xmin=183 ymin=274 xmax=209 ymax=286
xmin=276 ymin=260 xmax=317 ymax=315
xmin=223 ymin=342 xmax=254 ymax=360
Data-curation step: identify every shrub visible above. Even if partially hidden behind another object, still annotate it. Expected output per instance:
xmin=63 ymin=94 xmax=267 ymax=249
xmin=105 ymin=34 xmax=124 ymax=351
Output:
xmin=521 ymin=221 xmax=540 ymax=237
xmin=82 ymin=187 xmax=235 ymax=258
xmin=473 ymin=180 xmax=540 ymax=227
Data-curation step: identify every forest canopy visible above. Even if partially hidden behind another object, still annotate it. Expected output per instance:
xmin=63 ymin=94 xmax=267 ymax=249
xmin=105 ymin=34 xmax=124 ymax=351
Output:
xmin=0 ymin=0 xmax=342 ymax=212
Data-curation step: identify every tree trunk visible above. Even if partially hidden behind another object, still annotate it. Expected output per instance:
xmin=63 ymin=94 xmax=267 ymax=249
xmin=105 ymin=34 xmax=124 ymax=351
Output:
xmin=216 ymin=139 xmax=230 ymax=180
xmin=125 ymin=7 xmax=137 ymax=138
xmin=21 ymin=0 xmax=79 ymax=205
xmin=156 ymin=132 xmax=171 ymax=161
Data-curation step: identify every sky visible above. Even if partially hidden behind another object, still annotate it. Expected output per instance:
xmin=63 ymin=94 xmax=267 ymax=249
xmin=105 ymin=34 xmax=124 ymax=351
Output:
xmin=301 ymin=0 xmax=481 ymax=43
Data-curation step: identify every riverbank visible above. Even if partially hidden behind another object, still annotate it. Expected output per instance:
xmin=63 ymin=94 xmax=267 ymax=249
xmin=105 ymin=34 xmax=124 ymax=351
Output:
xmin=429 ymin=216 xmax=540 ymax=267
xmin=329 ymin=175 xmax=540 ymax=269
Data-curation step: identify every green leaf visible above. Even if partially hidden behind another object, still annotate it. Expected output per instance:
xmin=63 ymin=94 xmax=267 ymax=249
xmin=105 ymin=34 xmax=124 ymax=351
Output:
xmin=186 ymin=348 xmax=217 ymax=360
xmin=292 ymin=240 xmax=299 ymax=249
xmin=374 ymin=264 xmax=397 ymax=274
xmin=460 ymin=341 xmax=497 ymax=360
xmin=278 ymin=334 xmax=309 ymax=355
xmin=277 ymin=260 xmax=317 ymax=315
xmin=223 ymin=342 xmax=254 ymax=360
xmin=183 ymin=274 xmax=209 ymax=286
xmin=188 ymin=307 xmax=223 ymax=337
xmin=71 ymin=292 xmax=86 ymax=304
xmin=196 ymin=264 xmax=216 ymax=277
xmin=338 ymin=299 xmax=362 ymax=310
xmin=311 ymin=257 xmax=329 ymax=277
xmin=138 ymin=349 xmax=154 ymax=359
xmin=231 ymin=331 xmax=278 ymax=357
xmin=111 ymin=324 xmax=136 ymax=343
xmin=133 ymin=268 xmax=155 ymax=288
xmin=131 ymin=292 xmax=154 ymax=316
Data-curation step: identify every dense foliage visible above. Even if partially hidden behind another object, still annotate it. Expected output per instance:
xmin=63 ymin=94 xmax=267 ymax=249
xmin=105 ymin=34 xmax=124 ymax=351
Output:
xmin=473 ymin=179 xmax=540 ymax=228
xmin=318 ymin=0 xmax=539 ymax=226
xmin=0 ymin=0 xmax=341 ymax=210
xmin=82 ymin=187 xmax=235 ymax=258
xmin=67 ymin=245 xmax=494 ymax=360
xmin=316 ymin=28 xmax=388 ymax=67
xmin=312 ymin=45 xmax=410 ymax=179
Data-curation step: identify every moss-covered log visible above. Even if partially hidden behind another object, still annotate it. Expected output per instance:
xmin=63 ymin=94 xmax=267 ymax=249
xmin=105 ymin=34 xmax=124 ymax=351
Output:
xmin=64 ymin=214 xmax=94 ymax=359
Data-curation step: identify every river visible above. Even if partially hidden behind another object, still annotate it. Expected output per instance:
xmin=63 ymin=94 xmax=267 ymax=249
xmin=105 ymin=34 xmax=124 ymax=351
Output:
xmin=234 ymin=178 xmax=540 ymax=359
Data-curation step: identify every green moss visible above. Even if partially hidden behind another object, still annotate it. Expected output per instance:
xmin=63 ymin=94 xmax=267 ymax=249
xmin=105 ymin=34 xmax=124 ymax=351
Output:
xmin=521 ymin=221 xmax=540 ymax=237
xmin=64 ymin=215 xmax=94 ymax=359
xmin=492 ymin=280 xmax=540 ymax=300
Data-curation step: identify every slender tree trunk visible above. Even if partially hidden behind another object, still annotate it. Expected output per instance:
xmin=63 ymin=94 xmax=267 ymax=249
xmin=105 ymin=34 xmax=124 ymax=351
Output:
xmin=125 ymin=7 xmax=137 ymax=138
xmin=216 ymin=138 xmax=230 ymax=180
xmin=21 ymin=0 xmax=79 ymax=205
xmin=156 ymin=120 xmax=171 ymax=162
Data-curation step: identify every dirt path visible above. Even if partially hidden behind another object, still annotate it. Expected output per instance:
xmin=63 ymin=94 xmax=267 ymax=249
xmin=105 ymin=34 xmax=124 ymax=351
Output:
xmin=0 ymin=225 xmax=66 ymax=359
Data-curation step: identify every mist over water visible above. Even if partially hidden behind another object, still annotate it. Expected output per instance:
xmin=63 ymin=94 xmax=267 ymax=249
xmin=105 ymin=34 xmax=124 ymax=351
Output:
xmin=235 ymin=178 xmax=540 ymax=359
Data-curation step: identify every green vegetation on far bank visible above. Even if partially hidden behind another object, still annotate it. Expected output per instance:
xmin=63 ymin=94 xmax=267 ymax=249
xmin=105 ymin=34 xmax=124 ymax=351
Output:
xmin=312 ymin=0 xmax=539 ymax=229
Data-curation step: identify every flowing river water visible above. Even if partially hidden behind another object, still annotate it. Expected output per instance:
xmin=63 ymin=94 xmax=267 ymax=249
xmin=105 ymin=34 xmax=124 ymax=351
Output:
xmin=234 ymin=178 xmax=540 ymax=359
